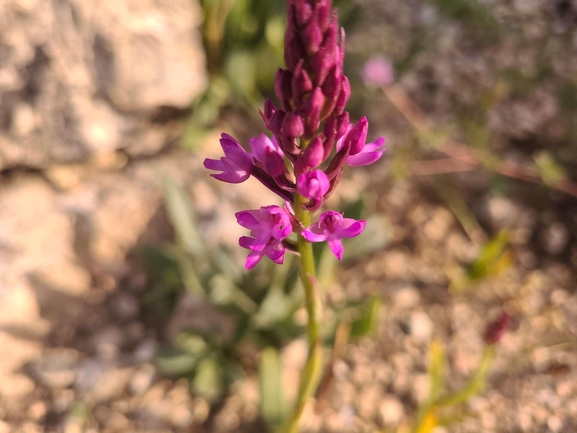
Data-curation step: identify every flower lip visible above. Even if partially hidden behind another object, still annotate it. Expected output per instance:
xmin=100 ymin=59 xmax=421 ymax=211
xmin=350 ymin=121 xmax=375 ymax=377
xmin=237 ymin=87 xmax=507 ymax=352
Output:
xmin=302 ymin=210 xmax=366 ymax=260
xmin=236 ymin=205 xmax=292 ymax=253
xmin=239 ymin=236 xmax=285 ymax=270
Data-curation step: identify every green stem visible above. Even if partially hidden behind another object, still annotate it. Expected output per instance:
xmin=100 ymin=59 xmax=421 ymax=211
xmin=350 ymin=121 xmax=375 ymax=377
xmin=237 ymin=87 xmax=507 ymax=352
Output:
xmin=281 ymin=194 xmax=323 ymax=433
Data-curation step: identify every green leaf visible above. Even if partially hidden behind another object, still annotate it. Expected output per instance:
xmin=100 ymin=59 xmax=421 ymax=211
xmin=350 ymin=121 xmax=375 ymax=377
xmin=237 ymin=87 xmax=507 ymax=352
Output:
xmin=209 ymin=274 xmax=257 ymax=314
xmin=162 ymin=177 xmax=204 ymax=257
xmin=192 ymin=357 xmax=224 ymax=402
xmin=349 ymin=297 xmax=382 ymax=339
xmin=535 ymin=151 xmax=566 ymax=187
xmin=428 ymin=340 xmax=446 ymax=403
xmin=465 ymin=229 xmax=512 ymax=282
xmin=259 ymin=347 xmax=285 ymax=426
xmin=155 ymin=347 xmax=200 ymax=377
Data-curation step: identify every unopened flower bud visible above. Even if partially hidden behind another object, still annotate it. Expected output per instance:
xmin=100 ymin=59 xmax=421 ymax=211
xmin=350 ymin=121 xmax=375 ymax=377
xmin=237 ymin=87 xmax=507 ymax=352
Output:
xmin=264 ymin=98 xmax=276 ymax=119
xmin=311 ymin=15 xmax=340 ymax=86
xmin=292 ymin=60 xmax=313 ymax=104
xmin=344 ymin=116 xmax=368 ymax=156
xmin=322 ymin=67 xmax=341 ymax=103
xmin=284 ymin=33 xmax=306 ymax=71
xmin=259 ymin=98 xmax=277 ymax=129
xmin=483 ymin=312 xmax=511 ymax=345
xmin=335 ymin=76 xmax=351 ymax=115
xmin=303 ymin=87 xmax=325 ymax=130
xmin=270 ymin=110 xmax=286 ymax=135
xmin=302 ymin=11 xmax=323 ymax=54
xmin=315 ymin=2 xmax=331 ymax=33
xmin=282 ymin=111 xmax=305 ymax=138
xmin=249 ymin=134 xmax=286 ymax=177
xmin=294 ymin=0 xmax=313 ymax=27
xmin=320 ymin=67 xmax=343 ymax=119
xmin=303 ymin=136 xmax=324 ymax=168
xmin=335 ymin=112 xmax=350 ymax=140
xmin=297 ymin=169 xmax=330 ymax=200
xmin=275 ymin=69 xmax=293 ymax=106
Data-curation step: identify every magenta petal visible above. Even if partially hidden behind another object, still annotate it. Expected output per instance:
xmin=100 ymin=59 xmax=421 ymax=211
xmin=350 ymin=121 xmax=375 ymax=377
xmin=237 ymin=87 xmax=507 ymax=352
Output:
xmin=346 ymin=150 xmax=385 ymax=167
xmin=301 ymin=228 xmax=327 ymax=242
xmin=267 ymin=248 xmax=285 ymax=264
xmin=245 ymin=250 xmax=264 ymax=270
xmin=338 ymin=219 xmax=366 ymax=238
xmin=203 ymin=158 xmax=225 ymax=171
xmin=211 ymin=172 xmax=246 ymax=183
xmin=220 ymin=134 xmax=242 ymax=153
xmin=250 ymin=232 xmax=271 ymax=251
xmin=235 ymin=211 xmax=261 ymax=230
xmin=239 ymin=236 xmax=254 ymax=249
xmin=327 ymin=239 xmax=344 ymax=260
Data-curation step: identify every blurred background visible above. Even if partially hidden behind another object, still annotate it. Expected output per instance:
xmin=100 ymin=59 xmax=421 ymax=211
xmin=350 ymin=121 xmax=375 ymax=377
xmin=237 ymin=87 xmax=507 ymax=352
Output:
xmin=0 ymin=0 xmax=576 ymax=432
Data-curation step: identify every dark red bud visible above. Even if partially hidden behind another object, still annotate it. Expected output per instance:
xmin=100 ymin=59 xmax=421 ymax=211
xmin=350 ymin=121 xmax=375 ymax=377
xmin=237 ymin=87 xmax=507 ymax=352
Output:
xmin=303 ymin=87 xmax=325 ymax=119
xmin=339 ymin=27 xmax=346 ymax=67
xmin=275 ymin=69 xmax=293 ymax=106
xmin=483 ymin=312 xmax=511 ymax=345
xmin=279 ymin=135 xmax=299 ymax=154
xmin=315 ymin=3 xmax=331 ymax=33
xmin=262 ymin=148 xmax=286 ymax=177
xmin=324 ymin=117 xmax=337 ymax=140
xmin=322 ymin=67 xmax=341 ymax=102
xmin=282 ymin=111 xmax=305 ymax=138
xmin=345 ymin=116 xmax=368 ymax=156
xmin=334 ymin=76 xmax=351 ymax=115
xmin=322 ymin=135 xmax=335 ymax=160
xmin=264 ymin=98 xmax=276 ymax=119
xmin=292 ymin=60 xmax=313 ymax=104
xmin=303 ymin=136 xmax=324 ymax=168
xmin=284 ymin=33 xmax=306 ymax=71
xmin=310 ymin=49 xmax=333 ymax=87
xmin=259 ymin=98 xmax=277 ymax=129
xmin=320 ymin=67 xmax=342 ymax=119
xmin=270 ymin=110 xmax=286 ymax=135
xmin=303 ymin=87 xmax=325 ymax=136
xmin=294 ymin=0 xmax=313 ymax=27
xmin=335 ymin=112 xmax=350 ymax=140
xmin=302 ymin=11 xmax=323 ymax=54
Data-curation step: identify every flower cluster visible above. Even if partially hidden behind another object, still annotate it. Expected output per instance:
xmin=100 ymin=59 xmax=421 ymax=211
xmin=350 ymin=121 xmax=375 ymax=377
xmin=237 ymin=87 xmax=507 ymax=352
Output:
xmin=205 ymin=0 xmax=385 ymax=269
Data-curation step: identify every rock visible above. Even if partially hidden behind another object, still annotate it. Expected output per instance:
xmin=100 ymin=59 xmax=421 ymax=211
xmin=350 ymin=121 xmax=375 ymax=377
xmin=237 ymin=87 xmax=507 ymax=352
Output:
xmin=75 ymin=360 xmax=132 ymax=402
xmin=133 ymin=339 xmax=159 ymax=363
xmin=378 ymin=395 xmax=404 ymax=427
xmin=0 ymin=0 xmax=207 ymax=169
xmin=129 ymin=364 xmax=156 ymax=395
xmin=0 ymin=420 xmax=10 ymax=433
xmin=356 ymin=384 xmax=382 ymax=420
xmin=412 ymin=374 xmax=430 ymax=404
xmin=392 ymin=286 xmax=421 ymax=311
xmin=410 ymin=311 xmax=433 ymax=343
xmin=28 ymin=350 xmax=79 ymax=389
xmin=90 ymin=326 xmax=125 ymax=359
xmin=541 ymin=222 xmax=568 ymax=255
xmin=111 ymin=293 xmax=140 ymax=321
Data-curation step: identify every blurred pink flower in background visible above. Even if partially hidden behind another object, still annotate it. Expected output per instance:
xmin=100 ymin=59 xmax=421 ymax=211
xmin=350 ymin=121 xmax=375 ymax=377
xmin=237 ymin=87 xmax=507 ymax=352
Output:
xmin=361 ymin=56 xmax=395 ymax=87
